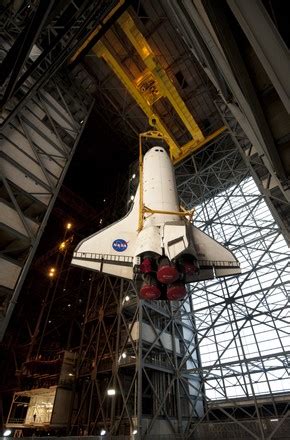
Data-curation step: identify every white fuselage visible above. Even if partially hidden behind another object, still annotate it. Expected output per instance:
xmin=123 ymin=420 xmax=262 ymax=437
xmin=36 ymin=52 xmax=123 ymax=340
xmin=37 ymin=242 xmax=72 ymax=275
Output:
xmin=135 ymin=146 xmax=181 ymax=258
xmin=143 ymin=146 xmax=180 ymax=226
xmin=72 ymin=145 xmax=240 ymax=283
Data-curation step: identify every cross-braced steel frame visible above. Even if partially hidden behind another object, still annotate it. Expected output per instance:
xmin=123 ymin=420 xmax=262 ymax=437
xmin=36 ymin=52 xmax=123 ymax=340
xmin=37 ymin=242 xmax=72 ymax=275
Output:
xmin=175 ymin=131 xmax=290 ymax=440
xmin=71 ymin=275 xmax=203 ymax=439
xmin=71 ymin=129 xmax=289 ymax=440
xmin=0 ymin=0 xmax=124 ymax=122
xmin=0 ymin=71 xmax=93 ymax=341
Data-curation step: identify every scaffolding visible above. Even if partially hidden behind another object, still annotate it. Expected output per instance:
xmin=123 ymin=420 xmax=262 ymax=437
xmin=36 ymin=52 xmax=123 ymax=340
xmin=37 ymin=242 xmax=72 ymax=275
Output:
xmin=68 ymin=129 xmax=289 ymax=440
xmin=3 ymin=130 xmax=289 ymax=440
xmin=2 ymin=2 xmax=289 ymax=438
xmin=70 ymin=276 xmax=203 ymax=438
xmin=175 ymin=131 xmax=290 ymax=439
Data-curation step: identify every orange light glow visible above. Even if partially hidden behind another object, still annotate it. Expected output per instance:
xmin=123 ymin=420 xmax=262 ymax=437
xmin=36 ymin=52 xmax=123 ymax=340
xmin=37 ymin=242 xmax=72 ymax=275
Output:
xmin=142 ymin=46 xmax=150 ymax=57
xmin=48 ymin=267 xmax=56 ymax=278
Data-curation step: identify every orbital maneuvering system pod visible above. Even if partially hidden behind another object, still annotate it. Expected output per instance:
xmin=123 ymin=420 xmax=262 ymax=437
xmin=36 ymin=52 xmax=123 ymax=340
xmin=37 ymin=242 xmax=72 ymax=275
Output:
xmin=72 ymin=131 xmax=241 ymax=300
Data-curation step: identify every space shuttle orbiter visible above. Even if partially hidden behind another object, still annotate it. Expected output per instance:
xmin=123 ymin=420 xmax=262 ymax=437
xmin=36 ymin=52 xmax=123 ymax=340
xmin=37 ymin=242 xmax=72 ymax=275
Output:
xmin=72 ymin=145 xmax=240 ymax=300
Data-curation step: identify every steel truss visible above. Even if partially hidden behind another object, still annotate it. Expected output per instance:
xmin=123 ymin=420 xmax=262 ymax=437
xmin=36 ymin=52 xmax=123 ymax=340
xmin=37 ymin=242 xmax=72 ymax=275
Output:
xmin=215 ymin=97 xmax=290 ymax=246
xmin=0 ymin=73 xmax=93 ymax=341
xmin=0 ymin=0 xmax=122 ymax=122
xmin=175 ymin=131 xmax=290 ymax=439
xmin=71 ymin=130 xmax=289 ymax=440
xmin=71 ymin=275 xmax=203 ymax=438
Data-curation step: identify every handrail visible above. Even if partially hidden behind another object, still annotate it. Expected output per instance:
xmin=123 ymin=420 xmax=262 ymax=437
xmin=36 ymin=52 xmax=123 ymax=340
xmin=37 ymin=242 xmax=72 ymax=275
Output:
xmin=73 ymin=252 xmax=239 ymax=268
xmin=73 ymin=251 xmax=133 ymax=263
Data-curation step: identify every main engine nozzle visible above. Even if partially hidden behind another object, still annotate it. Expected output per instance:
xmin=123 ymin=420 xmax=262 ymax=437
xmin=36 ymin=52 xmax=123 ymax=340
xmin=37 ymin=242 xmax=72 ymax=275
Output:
xmin=157 ymin=257 xmax=179 ymax=284
xmin=167 ymin=281 xmax=186 ymax=301
xmin=139 ymin=275 xmax=161 ymax=300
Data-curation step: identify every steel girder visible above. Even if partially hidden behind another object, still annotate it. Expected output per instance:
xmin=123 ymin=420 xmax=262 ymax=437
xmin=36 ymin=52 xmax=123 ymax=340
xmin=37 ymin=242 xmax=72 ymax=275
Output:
xmin=0 ymin=0 xmax=123 ymax=128
xmin=0 ymin=72 xmax=93 ymax=341
xmin=71 ymin=275 xmax=203 ymax=438
xmin=70 ymin=129 xmax=289 ymax=440
xmin=174 ymin=132 xmax=290 ymax=440
xmin=215 ymin=97 xmax=290 ymax=246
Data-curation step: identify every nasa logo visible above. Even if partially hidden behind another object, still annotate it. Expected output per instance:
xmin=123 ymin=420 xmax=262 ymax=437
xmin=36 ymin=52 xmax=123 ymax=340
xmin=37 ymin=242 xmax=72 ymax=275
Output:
xmin=112 ymin=239 xmax=128 ymax=252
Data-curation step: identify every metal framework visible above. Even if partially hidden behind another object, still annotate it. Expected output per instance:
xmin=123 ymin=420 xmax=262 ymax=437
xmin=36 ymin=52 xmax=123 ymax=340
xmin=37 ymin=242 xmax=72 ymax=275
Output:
xmin=0 ymin=72 xmax=93 ymax=341
xmin=0 ymin=0 xmax=124 ymax=123
xmin=68 ymin=130 xmax=289 ymax=440
xmin=70 ymin=276 xmax=203 ymax=439
xmin=2 ymin=3 xmax=289 ymax=439
xmin=215 ymin=97 xmax=290 ymax=246
xmin=0 ymin=0 xmax=127 ymax=340
xmin=175 ymin=132 xmax=290 ymax=440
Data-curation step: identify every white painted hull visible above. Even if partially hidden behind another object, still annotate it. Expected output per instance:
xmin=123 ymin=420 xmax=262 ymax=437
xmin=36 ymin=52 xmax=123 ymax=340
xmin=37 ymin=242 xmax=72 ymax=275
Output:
xmin=71 ymin=146 xmax=241 ymax=299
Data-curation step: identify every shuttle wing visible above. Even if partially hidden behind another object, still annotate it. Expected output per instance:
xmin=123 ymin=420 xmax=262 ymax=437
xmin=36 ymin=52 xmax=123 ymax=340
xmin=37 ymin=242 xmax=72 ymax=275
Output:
xmin=163 ymin=222 xmax=240 ymax=282
xmin=190 ymin=225 xmax=241 ymax=280
xmin=71 ymin=188 xmax=140 ymax=279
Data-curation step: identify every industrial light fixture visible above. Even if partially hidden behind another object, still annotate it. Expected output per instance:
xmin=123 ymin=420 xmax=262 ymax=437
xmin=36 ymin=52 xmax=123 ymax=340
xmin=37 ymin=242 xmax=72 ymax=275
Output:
xmin=121 ymin=352 xmax=127 ymax=359
xmin=132 ymin=429 xmax=138 ymax=435
xmin=48 ymin=267 xmax=56 ymax=278
xmin=122 ymin=295 xmax=130 ymax=306
xmin=100 ymin=429 xmax=106 ymax=436
xmin=59 ymin=241 xmax=66 ymax=250
xmin=3 ymin=430 xmax=12 ymax=437
xmin=107 ymin=388 xmax=116 ymax=396
xmin=132 ymin=174 xmax=136 ymax=179
xmin=270 ymin=419 xmax=279 ymax=422
xmin=66 ymin=222 xmax=72 ymax=230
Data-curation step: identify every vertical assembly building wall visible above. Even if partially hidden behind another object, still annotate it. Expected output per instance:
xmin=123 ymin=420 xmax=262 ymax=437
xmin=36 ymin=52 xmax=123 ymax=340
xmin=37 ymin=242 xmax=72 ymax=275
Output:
xmin=0 ymin=77 xmax=93 ymax=340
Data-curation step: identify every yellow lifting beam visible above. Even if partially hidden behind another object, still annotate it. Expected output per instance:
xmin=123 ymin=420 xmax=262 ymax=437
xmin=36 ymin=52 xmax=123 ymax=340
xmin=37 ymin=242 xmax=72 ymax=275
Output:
xmin=173 ymin=125 xmax=226 ymax=165
xmin=92 ymin=39 xmax=226 ymax=163
xmin=118 ymin=12 xmax=205 ymax=145
xmin=93 ymin=41 xmax=181 ymax=159
xmin=92 ymin=25 xmax=226 ymax=164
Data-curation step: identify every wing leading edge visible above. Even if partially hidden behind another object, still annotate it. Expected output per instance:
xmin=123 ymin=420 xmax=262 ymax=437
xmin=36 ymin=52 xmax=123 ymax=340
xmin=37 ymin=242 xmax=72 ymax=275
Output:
xmin=71 ymin=188 xmax=140 ymax=279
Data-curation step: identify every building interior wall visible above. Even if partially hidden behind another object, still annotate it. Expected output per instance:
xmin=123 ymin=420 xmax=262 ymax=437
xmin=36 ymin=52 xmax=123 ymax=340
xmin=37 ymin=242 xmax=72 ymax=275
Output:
xmin=0 ymin=1 xmax=289 ymax=439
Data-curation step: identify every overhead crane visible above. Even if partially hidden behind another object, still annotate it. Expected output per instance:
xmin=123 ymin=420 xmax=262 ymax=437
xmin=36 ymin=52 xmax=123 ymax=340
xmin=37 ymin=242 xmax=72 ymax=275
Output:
xmin=72 ymin=10 xmax=226 ymax=163
xmin=118 ymin=11 xmax=205 ymax=144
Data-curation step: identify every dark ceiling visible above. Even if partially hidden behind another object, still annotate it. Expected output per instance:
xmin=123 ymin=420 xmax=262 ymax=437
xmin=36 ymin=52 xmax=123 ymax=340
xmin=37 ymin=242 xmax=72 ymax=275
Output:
xmin=64 ymin=106 xmax=136 ymax=208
